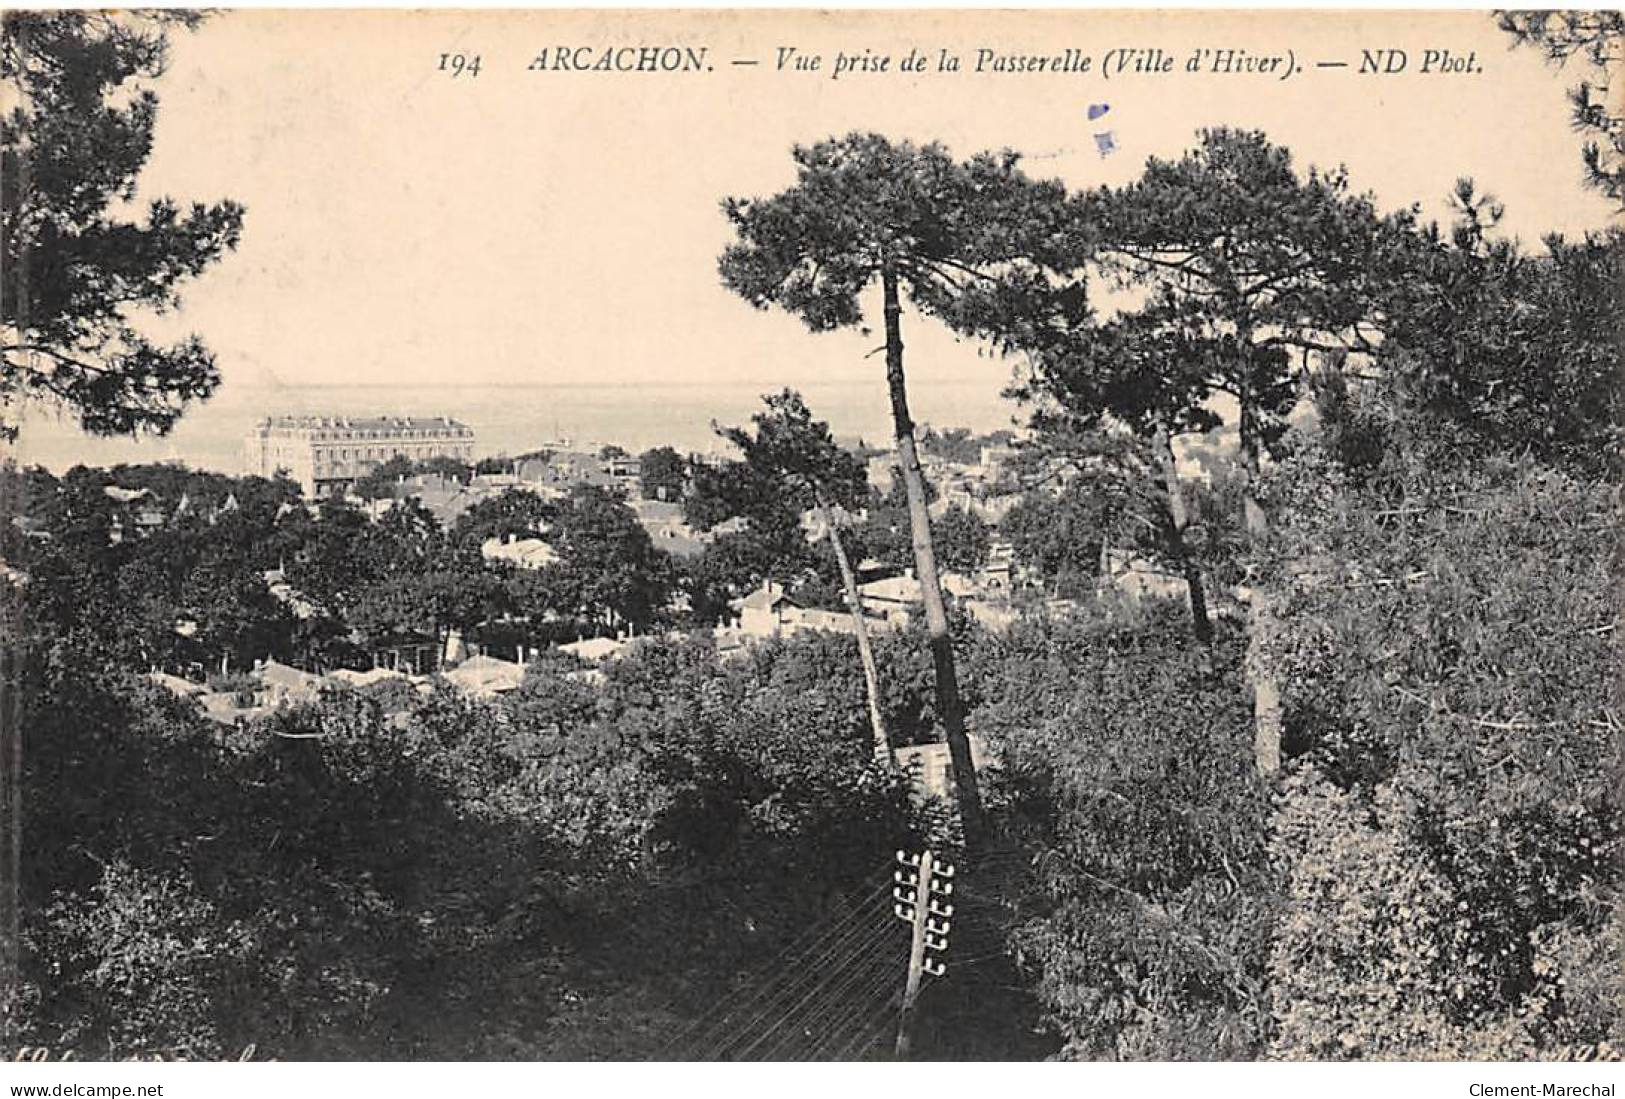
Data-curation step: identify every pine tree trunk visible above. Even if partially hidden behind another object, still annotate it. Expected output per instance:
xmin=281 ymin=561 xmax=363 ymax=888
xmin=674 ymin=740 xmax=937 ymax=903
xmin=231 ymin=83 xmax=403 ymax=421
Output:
xmin=1239 ymin=401 xmax=1270 ymax=540
xmin=1238 ymin=356 xmax=1283 ymax=776
xmin=1250 ymin=613 xmax=1284 ymax=774
xmin=1154 ymin=424 xmax=1213 ymax=644
xmin=881 ymin=266 xmax=984 ymax=842
xmin=818 ymin=495 xmax=892 ymax=768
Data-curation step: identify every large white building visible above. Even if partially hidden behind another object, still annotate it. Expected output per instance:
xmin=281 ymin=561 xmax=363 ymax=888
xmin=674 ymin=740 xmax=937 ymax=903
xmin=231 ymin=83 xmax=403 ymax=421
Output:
xmin=243 ymin=415 xmax=476 ymax=498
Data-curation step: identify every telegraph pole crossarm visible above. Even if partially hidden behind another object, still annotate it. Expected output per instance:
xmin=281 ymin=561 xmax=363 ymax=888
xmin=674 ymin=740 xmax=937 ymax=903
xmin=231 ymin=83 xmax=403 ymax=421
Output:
xmin=892 ymin=849 xmax=953 ymax=1059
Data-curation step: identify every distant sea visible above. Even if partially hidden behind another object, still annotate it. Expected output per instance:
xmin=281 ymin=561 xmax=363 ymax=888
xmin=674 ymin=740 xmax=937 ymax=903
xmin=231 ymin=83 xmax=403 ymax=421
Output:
xmin=11 ymin=381 xmax=1028 ymax=475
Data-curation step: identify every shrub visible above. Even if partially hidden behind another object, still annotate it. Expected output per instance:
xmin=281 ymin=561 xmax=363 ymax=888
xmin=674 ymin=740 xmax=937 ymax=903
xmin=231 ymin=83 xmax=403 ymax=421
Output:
xmin=973 ymin=605 xmax=1275 ymax=1059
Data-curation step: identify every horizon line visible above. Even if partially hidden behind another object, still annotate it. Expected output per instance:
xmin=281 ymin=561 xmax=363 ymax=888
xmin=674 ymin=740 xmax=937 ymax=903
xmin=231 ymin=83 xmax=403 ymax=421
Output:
xmin=223 ymin=377 xmax=1009 ymax=391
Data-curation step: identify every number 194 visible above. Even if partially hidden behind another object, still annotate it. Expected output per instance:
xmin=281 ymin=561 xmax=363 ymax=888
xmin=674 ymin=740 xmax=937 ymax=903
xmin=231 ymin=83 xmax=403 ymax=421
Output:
xmin=438 ymin=53 xmax=482 ymax=77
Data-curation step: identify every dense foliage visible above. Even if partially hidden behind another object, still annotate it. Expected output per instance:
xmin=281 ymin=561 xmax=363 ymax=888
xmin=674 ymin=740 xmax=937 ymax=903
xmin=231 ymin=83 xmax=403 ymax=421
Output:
xmin=972 ymin=606 xmax=1272 ymax=1059
xmin=1 ymin=465 xmax=683 ymax=679
xmin=7 ymin=98 xmax=1622 ymax=1061
xmin=16 ymin=632 xmax=926 ymax=1058
xmin=1254 ymin=436 xmax=1621 ymax=1059
xmin=1 ymin=12 xmax=244 ymax=436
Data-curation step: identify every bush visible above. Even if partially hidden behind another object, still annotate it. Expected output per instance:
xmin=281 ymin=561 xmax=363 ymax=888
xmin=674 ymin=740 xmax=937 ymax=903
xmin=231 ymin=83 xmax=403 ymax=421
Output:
xmin=972 ymin=605 xmax=1274 ymax=1059
xmin=1256 ymin=443 xmax=1622 ymax=1055
xmin=36 ymin=862 xmax=253 ymax=1059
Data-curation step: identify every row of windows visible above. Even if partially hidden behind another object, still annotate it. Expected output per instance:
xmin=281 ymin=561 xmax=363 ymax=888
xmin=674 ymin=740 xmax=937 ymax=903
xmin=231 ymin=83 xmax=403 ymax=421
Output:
xmin=310 ymin=449 xmax=475 ymax=466
xmin=292 ymin=445 xmax=476 ymax=461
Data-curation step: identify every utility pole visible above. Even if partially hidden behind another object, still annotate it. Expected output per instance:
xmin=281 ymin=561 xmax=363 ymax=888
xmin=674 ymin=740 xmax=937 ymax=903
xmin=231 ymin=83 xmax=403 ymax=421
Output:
xmin=892 ymin=849 xmax=953 ymax=1059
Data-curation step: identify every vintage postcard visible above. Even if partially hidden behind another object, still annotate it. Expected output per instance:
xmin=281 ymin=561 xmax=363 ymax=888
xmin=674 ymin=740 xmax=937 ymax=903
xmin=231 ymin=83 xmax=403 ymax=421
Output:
xmin=0 ymin=6 xmax=1620 ymax=1080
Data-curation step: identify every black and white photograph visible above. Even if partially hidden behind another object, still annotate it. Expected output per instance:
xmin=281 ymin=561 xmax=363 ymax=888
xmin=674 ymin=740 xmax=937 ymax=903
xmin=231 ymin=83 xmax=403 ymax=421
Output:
xmin=0 ymin=4 xmax=1620 ymax=1083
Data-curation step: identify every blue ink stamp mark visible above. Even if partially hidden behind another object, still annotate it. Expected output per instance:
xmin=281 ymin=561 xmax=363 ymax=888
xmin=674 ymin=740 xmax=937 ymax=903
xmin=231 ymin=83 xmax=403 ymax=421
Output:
xmin=1087 ymin=102 xmax=1111 ymax=120
xmin=1093 ymin=131 xmax=1118 ymax=157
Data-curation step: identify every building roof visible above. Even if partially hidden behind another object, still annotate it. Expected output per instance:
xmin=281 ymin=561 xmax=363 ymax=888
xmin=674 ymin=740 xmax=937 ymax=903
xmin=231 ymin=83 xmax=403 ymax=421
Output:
xmin=481 ymin=536 xmax=559 ymax=569
xmin=472 ymin=473 xmax=522 ymax=489
xmin=631 ymin=500 xmax=712 ymax=557
xmin=741 ymin=582 xmax=798 ymax=612
xmin=630 ymin=499 xmax=684 ymax=521
xmin=788 ymin=607 xmax=858 ymax=633
xmin=408 ymin=479 xmax=479 ymax=527
xmin=441 ymin=654 xmax=526 ymax=696
xmin=198 ymin=692 xmax=270 ymax=726
xmin=560 ymin=637 xmax=629 ymax=663
xmin=859 ymin=575 xmax=924 ymax=605
xmin=149 ymin=671 xmax=206 ymax=697
xmin=254 ymin=415 xmax=471 ymax=432
xmin=328 ymin=667 xmax=407 ymax=688
xmin=259 ymin=659 xmax=324 ymax=695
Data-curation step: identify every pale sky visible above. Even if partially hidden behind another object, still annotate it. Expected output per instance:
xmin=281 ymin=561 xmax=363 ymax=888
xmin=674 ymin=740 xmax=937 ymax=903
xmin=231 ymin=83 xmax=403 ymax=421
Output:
xmin=107 ymin=9 xmax=1625 ymax=398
